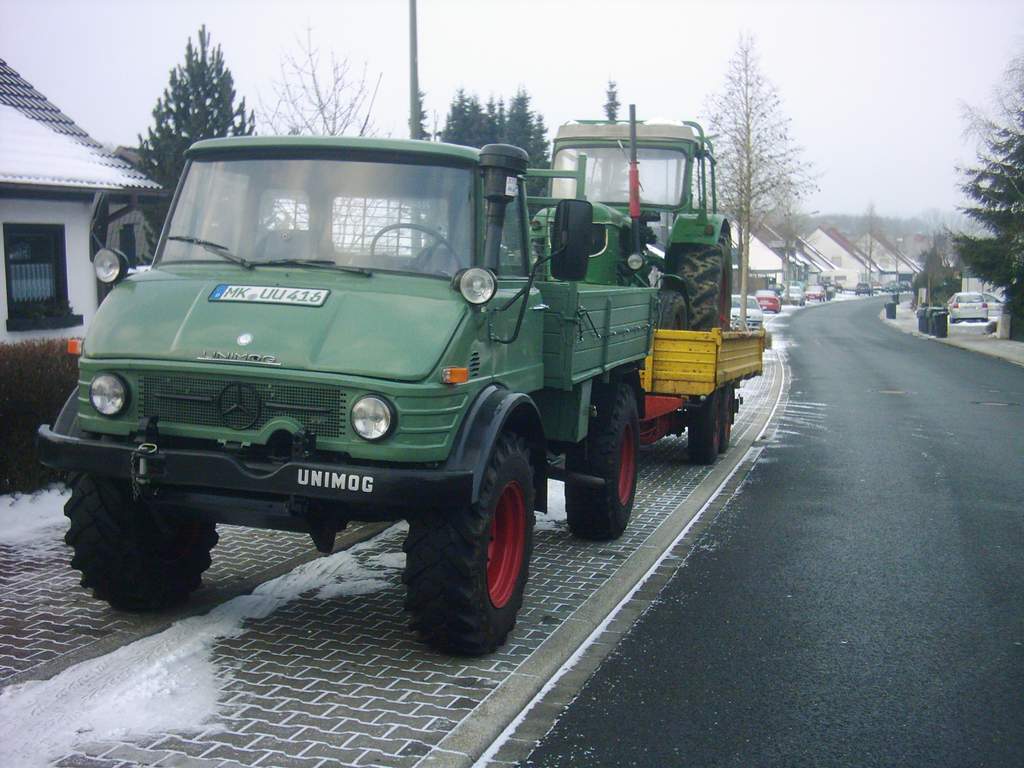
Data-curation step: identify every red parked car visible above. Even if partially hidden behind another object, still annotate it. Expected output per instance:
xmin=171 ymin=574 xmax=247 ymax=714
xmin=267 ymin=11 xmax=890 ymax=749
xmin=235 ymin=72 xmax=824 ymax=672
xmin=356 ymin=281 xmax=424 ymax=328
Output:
xmin=755 ymin=290 xmax=781 ymax=313
xmin=804 ymin=284 xmax=826 ymax=301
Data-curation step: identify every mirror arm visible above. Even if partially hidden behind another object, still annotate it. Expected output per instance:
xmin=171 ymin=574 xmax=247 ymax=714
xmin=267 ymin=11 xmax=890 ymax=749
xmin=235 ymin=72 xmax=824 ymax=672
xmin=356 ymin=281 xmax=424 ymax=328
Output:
xmin=490 ymin=256 xmax=551 ymax=345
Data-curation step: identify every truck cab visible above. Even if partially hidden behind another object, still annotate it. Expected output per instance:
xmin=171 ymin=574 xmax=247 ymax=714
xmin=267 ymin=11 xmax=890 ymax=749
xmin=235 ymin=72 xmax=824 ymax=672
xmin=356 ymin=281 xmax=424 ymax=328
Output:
xmin=39 ymin=137 xmax=655 ymax=655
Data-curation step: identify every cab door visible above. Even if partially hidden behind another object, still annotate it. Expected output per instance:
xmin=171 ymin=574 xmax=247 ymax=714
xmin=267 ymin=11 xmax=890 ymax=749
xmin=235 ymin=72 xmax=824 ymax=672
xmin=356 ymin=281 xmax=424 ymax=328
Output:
xmin=488 ymin=179 xmax=545 ymax=393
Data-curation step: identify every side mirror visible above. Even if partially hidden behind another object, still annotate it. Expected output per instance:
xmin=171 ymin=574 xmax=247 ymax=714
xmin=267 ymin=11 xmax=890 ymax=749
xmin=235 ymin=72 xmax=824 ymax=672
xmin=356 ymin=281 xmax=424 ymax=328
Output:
xmin=550 ymin=199 xmax=593 ymax=282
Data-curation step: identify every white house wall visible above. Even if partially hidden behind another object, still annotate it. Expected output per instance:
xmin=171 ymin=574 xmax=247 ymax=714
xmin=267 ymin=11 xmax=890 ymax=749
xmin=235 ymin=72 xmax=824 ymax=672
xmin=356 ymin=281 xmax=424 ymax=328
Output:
xmin=805 ymin=230 xmax=864 ymax=286
xmin=0 ymin=197 xmax=96 ymax=343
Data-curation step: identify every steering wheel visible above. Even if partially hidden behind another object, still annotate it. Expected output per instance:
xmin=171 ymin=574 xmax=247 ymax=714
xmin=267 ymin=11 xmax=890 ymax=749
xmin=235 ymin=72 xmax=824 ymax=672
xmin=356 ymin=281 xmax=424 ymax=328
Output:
xmin=368 ymin=223 xmax=457 ymax=273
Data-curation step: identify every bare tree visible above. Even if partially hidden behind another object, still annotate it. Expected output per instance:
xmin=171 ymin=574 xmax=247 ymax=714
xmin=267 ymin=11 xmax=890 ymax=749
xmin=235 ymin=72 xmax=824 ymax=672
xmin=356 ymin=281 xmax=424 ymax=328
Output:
xmin=706 ymin=33 xmax=813 ymax=323
xmin=863 ymin=202 xmax=878 ymax=283
xmin=259 ymin=28 xmax=382 ymax=136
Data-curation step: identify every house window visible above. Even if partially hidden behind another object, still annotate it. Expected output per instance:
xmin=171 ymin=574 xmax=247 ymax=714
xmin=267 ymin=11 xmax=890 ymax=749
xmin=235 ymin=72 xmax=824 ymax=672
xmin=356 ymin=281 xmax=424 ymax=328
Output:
xmin=3 ymin=223 xmax=82 ymax=331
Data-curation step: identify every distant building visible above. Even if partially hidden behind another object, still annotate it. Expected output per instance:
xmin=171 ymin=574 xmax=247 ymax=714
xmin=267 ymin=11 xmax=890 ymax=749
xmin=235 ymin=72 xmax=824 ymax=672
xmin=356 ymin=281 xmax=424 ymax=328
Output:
xmin=0 ymin=58 xmax=161 ymax=343
xmin=855 ymin=232 xmax=920 ymax=282
xmin=805 ymin=226 xmax=873 ymax=287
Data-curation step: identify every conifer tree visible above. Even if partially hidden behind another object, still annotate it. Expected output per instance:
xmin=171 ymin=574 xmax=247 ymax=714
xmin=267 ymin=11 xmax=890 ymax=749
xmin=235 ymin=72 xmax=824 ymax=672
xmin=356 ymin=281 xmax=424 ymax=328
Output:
xmin=954 ymin=52 xmax=1024 ymax=334
xmin=137 ymin=26 xmax=254 ymax=240
xmin=604 ymin=80 xmax=620 ymax=121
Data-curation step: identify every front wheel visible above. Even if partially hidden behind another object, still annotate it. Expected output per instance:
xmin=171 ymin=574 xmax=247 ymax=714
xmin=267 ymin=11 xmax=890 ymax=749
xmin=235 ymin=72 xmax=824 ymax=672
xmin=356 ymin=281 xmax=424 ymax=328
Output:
xmin=403 ymin=433 xmax=535 ymax=655
xmin=565 ymin=383 xmax=640 ymax=540
xmin=64 ymin=474 xmax=218 ymax=610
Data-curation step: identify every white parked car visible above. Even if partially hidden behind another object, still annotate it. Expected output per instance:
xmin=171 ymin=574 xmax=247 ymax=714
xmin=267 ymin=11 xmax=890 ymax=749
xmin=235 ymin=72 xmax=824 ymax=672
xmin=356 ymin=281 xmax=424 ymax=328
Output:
xmin=731 ymin=295 xmax=764 ymax=329
xmin=983 ymin=293 xmax=1005 ymax=317
xmin=948 ymin=292 xmax=989 ymax=323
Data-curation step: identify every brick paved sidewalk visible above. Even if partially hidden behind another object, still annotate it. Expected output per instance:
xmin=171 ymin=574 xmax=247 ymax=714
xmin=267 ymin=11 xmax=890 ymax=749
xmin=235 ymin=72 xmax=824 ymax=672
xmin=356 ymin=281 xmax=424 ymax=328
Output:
xmin=2 ymin=352 xmax=779 ymax=768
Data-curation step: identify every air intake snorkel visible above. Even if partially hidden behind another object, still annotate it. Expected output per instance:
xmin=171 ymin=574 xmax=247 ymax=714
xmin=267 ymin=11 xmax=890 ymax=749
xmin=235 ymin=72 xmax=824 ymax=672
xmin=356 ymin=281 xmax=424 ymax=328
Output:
xmin=480 ymin=143 xmax=529 ymax=271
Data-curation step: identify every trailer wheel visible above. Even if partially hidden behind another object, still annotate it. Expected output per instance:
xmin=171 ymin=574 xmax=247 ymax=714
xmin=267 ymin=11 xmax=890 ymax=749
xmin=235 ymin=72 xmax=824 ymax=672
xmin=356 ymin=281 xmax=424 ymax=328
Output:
xmin=657 ymin=288 xmax=690 ymax=330
xmin=688 ymin=389 xmax=722 ymax=464
xmin=565 ymin=383 xmax=639 ymax=540
xmin=64 ymin=474 xmax=218 ymax=611
xmin=403 ymin=433 xmax=534 ymax=655
xmin=718 ymin=385 xmax=735 ymax=453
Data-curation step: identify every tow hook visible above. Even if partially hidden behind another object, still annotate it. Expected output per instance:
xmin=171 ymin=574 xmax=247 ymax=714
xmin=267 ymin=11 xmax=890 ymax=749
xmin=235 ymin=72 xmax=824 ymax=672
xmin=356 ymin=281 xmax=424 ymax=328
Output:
xmin=131 ymin=442 xmax=164 ymax=484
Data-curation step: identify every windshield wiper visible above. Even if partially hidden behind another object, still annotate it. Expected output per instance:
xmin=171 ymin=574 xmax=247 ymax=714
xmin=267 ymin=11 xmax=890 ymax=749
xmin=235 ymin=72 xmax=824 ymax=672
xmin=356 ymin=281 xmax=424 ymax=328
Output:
xmin=167 ymin=235 xmax=254 ymax=270
xmin=261 ymin=259 xmax=373 ymax=277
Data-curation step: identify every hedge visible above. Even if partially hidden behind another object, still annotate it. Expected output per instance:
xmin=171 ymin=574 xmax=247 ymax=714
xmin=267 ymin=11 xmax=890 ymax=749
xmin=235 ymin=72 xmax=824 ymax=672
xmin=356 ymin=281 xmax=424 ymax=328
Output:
xmin=0 ymin=339 xmax=79 ymax=494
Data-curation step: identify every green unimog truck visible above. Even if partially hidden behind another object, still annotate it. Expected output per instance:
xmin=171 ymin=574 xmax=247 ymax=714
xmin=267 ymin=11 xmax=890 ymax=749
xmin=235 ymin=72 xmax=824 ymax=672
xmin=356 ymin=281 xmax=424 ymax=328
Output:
xmin=38 ymin=136 xmax=659 ymax=654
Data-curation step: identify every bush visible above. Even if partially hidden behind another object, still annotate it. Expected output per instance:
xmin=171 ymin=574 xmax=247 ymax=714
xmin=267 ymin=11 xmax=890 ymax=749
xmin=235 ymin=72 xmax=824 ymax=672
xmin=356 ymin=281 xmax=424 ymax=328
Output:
xmin=0 ymin=339 xmax=79 ymax=494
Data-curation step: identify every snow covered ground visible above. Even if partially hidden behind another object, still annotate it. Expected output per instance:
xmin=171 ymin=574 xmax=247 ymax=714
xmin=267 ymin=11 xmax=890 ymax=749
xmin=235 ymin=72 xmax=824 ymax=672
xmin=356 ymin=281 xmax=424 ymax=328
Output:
xmin=0 ymin=525 xmax=409 ymax=767
xmin=0 ymin=486 xmax=69 ymax=549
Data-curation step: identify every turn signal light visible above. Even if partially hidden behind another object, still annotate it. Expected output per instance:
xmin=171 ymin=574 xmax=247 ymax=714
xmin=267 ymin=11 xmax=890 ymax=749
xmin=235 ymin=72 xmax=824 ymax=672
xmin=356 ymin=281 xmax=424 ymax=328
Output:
xmin=442 ymin=366 xmax=470 ymax=384
xmin=67 ymin=338 xmax=83 ymax=356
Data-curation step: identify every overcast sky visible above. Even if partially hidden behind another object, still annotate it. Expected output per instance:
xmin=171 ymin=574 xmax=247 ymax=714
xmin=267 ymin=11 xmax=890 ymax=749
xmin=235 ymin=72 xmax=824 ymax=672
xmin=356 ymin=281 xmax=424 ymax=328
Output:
xmin=2 ymin=0 xmax=1022 ymax=217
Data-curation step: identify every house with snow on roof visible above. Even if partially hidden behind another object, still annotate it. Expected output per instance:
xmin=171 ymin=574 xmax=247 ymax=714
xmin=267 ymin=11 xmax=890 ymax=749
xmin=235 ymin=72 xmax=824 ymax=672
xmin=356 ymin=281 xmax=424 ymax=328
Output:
xmin=855 ymin=231 xmax=920 ymax=282
xmin=0 ymin=59 xmax=161 ymax=342
xmin=805 ymin=226 xmax=873 ymax=288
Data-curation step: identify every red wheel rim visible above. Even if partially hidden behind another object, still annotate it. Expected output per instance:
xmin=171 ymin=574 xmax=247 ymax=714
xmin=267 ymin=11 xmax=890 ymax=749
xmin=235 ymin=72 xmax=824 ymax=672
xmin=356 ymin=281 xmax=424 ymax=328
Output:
xmin=617 ymin=423 xmax=636 ymax=506
xmin=487 ymin=481 xmax=526 ymax=609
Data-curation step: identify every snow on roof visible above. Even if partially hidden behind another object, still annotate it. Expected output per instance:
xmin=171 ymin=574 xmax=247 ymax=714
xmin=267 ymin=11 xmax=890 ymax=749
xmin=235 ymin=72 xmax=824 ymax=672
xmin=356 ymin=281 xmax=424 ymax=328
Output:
xmin=555 ymin=121 xmax=698 ymax=143
xmin=748 ymin=234 xmax=783 ymax=272
xmin=0 ymin=59 xmax=160 ymax=192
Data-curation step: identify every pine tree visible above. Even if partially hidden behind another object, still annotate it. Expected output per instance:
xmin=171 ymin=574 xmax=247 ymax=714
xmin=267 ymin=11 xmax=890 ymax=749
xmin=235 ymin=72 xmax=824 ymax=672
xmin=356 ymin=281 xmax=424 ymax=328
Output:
xmin=137 ymin=26 xmax=254 ymax=241
xmin=954 ymin=52 xmax=1024 ymax=335
xmin=413 ymin=89 xmax=429 ymax=140
xmin=604 ymin=79 xmax=620 ymax=122
xmin=440 ymin=87 xmax=549 ymax=191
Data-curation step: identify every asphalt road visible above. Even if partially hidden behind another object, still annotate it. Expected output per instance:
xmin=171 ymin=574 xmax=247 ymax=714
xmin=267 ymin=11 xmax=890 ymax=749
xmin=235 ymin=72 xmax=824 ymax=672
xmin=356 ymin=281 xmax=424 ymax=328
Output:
xmin=522 ymin=298 xmax=1024 ymax=768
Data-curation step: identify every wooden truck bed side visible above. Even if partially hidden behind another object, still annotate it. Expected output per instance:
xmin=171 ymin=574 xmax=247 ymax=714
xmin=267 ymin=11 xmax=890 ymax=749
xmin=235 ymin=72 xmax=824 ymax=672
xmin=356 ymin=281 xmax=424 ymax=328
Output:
xmin=640 ymin=327 xmax=765 ymax=397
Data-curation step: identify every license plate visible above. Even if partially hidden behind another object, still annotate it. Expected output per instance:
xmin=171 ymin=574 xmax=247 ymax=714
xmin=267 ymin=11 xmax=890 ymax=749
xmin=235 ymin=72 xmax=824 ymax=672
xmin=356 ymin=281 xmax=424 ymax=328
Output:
xmin=209 ymin=284 xmax=330 ymax=307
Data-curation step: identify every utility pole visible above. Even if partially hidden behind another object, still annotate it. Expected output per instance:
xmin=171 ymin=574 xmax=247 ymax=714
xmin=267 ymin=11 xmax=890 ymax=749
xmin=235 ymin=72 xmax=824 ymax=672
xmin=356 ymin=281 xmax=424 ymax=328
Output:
xmin=408 ymin=0 xmax=419 ymax=139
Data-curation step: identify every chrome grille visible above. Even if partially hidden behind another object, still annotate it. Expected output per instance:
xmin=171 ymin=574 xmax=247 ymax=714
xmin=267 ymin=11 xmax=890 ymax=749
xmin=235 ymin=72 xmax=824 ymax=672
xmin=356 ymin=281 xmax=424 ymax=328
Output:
xmin=138 ymin=375 xmax=346 ymax=438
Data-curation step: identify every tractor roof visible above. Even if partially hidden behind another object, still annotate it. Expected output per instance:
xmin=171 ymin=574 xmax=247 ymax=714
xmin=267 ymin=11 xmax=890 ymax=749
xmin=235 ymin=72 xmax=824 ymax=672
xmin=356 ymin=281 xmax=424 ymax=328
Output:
xmin=186 ymin=136 xmax=480 ymax=164
xmin=554 ymin=121 xmax=698 ymax=144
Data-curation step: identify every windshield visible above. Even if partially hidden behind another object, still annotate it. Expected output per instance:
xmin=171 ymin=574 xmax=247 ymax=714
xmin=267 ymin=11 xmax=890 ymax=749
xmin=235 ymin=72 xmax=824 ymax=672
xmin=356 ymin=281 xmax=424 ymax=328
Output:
xmin=550 ymin=146 xmax=688 ymax=206
xmin=158 ymin=158 xmax=474 ymax=276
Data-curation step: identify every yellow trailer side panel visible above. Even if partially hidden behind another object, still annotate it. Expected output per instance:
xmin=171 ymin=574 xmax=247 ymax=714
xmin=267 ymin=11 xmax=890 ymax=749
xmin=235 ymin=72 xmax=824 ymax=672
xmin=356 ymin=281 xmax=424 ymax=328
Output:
xmin=641 ymin=328 xmax=764 ymax=396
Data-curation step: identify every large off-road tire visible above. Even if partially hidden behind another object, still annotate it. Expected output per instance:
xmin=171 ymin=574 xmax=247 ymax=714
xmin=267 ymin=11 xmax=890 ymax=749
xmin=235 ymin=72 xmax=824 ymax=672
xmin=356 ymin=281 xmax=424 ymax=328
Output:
xmin=688 ymin=388 xmax=722 ymax=465
xmin=64 ymin=474 xmax=218 ymax=611
xmin=674 ymin=236 xmax=732 ymax=331
xmin=403 ymin=433 xmax=535 ymax=655
xmin=657 ymin=288 xmax=690 ymax=330
xmin=565 ymin=383 xmax=639 ymax=540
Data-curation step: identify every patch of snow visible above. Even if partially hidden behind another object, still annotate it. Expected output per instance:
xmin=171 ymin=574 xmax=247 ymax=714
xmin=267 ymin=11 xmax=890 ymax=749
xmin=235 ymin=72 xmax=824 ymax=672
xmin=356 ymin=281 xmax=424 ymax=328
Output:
xmin=0 ymin=104 xmax=160 ymax=190
xmin=535 ymin=479 xmax=567 ymax=531
xmin=0 ymin=486 xmax=69 ymax=548
xmin=0 ymin=523 xmax=406 ymax=767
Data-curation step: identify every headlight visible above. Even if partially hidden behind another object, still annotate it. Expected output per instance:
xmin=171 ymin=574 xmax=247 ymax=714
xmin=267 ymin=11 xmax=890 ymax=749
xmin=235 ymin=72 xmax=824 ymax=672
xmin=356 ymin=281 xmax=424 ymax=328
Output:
xmin=93 ymin=248 xmax=125 ymax=284
xmin=90 ymin=374 xmax=128 ymax=416
xmin=351 ymin=395 xmax=394 ymax=440
xmin=626 ymin=252 xmax=645 ymax=271
xmin=455 ymin=268 xmax=497 ymax=305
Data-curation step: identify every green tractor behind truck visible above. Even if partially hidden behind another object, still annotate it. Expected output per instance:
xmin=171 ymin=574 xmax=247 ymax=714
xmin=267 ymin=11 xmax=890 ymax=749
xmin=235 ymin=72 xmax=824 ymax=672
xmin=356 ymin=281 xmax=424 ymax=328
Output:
xmin=39 ymin=136 xmax=658 ymax=655
xmin=532 ymin=116 xmax=733 ymax=332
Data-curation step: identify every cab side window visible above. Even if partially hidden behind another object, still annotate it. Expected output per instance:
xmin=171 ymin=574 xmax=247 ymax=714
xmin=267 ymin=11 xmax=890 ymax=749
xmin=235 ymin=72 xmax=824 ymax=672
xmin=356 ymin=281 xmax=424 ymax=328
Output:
xmin=498 ymin=181 xmax=528 ymax=277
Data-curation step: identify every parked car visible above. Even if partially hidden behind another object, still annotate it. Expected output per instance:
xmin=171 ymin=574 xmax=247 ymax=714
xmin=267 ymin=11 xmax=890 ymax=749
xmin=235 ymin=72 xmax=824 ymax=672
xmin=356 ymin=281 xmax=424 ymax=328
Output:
xmin=785 ymin=285 xmax=806 ymax=306
xmin=854 ymin=282 xmax=873 ymax=296
xmin=983 ymin=293 xmax=1005 ymax=317
xmin=804 ymin=284 xmax=826 ymax=302
xmin=731 ymin=295 xmax=764 ymax=329
xmin=755 ymin=289 xmax=781 ymax=313
xmin=948 ymin=292 xmax=989 ymax=322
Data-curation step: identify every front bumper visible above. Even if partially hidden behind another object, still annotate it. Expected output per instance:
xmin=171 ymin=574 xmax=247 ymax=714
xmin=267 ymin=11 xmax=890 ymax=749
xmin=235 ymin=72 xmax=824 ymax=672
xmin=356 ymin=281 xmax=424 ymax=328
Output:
xmin=37 ymin=425 xmax=472 ymax=513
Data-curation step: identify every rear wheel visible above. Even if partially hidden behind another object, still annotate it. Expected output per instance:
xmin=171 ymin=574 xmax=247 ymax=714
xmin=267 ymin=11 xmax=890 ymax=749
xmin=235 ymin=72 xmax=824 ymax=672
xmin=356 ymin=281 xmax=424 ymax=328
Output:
xmin=657 ymin=288 xmax=690 ymax=330
xmin=565 ymin=383 xmax=639 ymax=540
xmin=688 ymin=389 xmax=722 ymax=465
xmin=673 ymin=236 xmax=731 ymax=331
xmin=403 ymin=433 xmax=535 ymax=655
xmin=64 ymin=474 xmax=218 ymax=611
